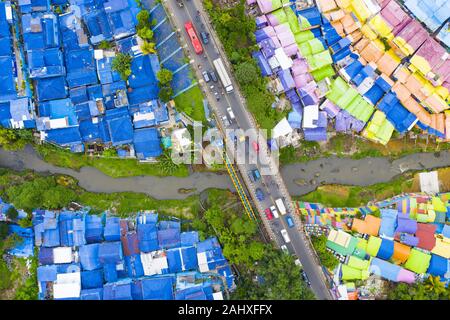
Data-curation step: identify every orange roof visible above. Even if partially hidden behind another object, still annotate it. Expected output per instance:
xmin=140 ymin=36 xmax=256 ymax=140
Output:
xmin=402 ymin=96 xmax=423 ymax=115
xmin=424 ymin=94 xmax=448 ymax=113
xmin=347 ymin=291 xmax=358 ymax=300
xmin=331 ymin=20 xmax=345 ymax=36
xmin=317 ymin=0 xmax=337 ymax=12
xmin=349 ymin=30 xmax=363 ymax=43
xmin=376 ymin=53 xmax=400 ymax=76
xmin=404 ymin=75 xmax=427 ymax=101
xmin=360 ymin=42 xmax=384 ymax=63
xmin=341 ymin=14 xmax=359 ymax=34
xmin=416 ymin=109 xmax=432 ymax=126
xmin=392 ymin=82 xmax=411 ymax=102
xmin=392 ymin=242 xmax=411 ymax=264
xmin=351 ymin=215 xmax=381 ymax=236
xmin=353 ymin=38 xmax=370 ymax=53
xmin=393 ymin=66 xmax=410 ymax=83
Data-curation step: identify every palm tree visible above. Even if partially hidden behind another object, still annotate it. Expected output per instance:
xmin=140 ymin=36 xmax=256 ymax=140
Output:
xmin=140 ymin=41 xmax=156 ymax=55
xmin=158 ymin=150 xmax=181 ymax=175
xmin=424 ymin=275 xmax=446 ymax=296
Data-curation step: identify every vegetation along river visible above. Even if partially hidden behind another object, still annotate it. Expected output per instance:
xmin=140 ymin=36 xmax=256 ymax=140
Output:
xmin=0 ymin=145 xmax=449 ymax=200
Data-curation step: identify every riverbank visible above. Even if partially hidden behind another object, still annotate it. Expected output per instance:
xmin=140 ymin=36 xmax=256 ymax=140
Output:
xmin=295 ymin=167 xmax=450 ymax=207
xmin=280 ymin=133 xmax=450 ymax=165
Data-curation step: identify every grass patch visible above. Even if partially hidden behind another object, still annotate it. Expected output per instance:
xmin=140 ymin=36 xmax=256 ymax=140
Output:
xmin=35 ymin=144 xmax=189 ymax=178
xmin=173 ymin=85 xmax=206 ymax=123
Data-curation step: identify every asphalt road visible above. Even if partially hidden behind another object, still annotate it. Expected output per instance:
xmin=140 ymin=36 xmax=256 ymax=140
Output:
xmin=157 ymin=0 xmax=333 ymax=299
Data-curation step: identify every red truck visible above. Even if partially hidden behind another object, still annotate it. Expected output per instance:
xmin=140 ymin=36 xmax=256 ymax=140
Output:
xmin=184 ymin=21 xmax=203 ymax=55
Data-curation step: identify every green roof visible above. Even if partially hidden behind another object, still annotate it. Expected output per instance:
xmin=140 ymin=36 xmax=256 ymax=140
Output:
xmin=404 ymin=249 xmax=431 ymax=274
xmin=366 ymin=236 xmax=382 ymax=257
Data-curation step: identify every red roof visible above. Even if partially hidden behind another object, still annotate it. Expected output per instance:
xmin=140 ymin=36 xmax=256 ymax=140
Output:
xmin=416 ymin=223 xmax=437 ymax=251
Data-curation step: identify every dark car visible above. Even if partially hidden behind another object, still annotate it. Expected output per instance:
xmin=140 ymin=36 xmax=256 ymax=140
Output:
xmin=285 ymin=215 xmax=294 ymax=228
xmin=200 ymin=31 xmax=209 ymax=44
xmin=255 ymin=188 xmax=265 ymax=201
xmin=209 ymin=70 xmax=218 ymax=82
xmin=301 ymin=271 xmax=311 ymax=286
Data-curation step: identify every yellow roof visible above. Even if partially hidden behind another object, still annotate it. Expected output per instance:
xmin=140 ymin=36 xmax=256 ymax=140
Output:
xmin=350 ymin=0 xmax=371 ymax=22
xmin=431 ymin=237 xmax=450 ymax=259
xmin=367 ymin=14 xmax=394 ymax=40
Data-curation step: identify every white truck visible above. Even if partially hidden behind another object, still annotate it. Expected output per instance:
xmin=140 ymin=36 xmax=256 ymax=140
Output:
xmin=213 ymin=58 xmax=234 ymax=93
xmin=275 ymin=198 xmax=287 ymax=215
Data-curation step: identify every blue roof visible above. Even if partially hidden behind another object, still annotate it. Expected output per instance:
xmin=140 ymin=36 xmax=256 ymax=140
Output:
xmin=81 ymin=269 xmax=104 ymax=289
xmin=22 ymin=13 xmax=59 ymax=50
xmin=133 ymin=127 xmax=162 ymax=159
xmin=103 ymin=282 xmax=133 ymax=300
xmin=65 ymin=48 xmax=98 ymax=88
xmin=98 ymin=241 xmax=123 ymax=264
xmin=180 ymin=231 xmax=199 ymax=247
xmin=104 ymin=217 xmax=121 ymax=241
xmin=137 ymin=223 xmax=158 ymax=252
xmin=36 ymin=76 xmax=68 ymax=102
xmin=104 ymin=108 xmax=134 ymax=146
xmin=427 ymin=254 xmax=448 ymax=277
xmin=369 ymin=257 xmax=401 ymax=282
xmin=139 ymin=277 xmax=174 ymax=300
xmin=8 ymin=225 xmax=34 ymax=257
xmin=80 ymin=288 xmax=103 ymax=300
xmin=376 ymin=238 xmax=394 ymax=261
xmin=28 ymin=48 xmax=65 ymax=79
xmin=85 ymin=214 xmax=104 ymax=243
xmin=377 ymin=92 xmax=417 ymax=133
xmin=0 ymin=56 xmax=17 ymax=102
xmin=79 ymin=243 xmax=101 ymax=271
xmin=37 ymin=265 xmax=58 ymax=282
xmin=379 ymin=209 xmax=397 ymax=238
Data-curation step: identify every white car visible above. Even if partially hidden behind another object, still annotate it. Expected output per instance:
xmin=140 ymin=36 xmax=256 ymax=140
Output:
xmin=294 ymin=259 xmax=303 ymax=268
xmin=221 ymin=115 xmax=230 ymax=126
xmin=281 ymin=245 xmax=288 ymax=253
xmin=226 ymin=106 xmax=235 ymax=120
xmin=270 ymin=205 xmax=279 ymax=219
xmin=280 ymin=229 xmax=290 ymax=243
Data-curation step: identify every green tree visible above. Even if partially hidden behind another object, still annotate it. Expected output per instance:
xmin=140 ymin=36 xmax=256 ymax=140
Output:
xmin=235 ymin=61 xmax=259 ymax=85
xmin=112 ymin=53 xmax=132 ymax=81
xmin=158 ymin=150 xmax=181 ymax=175
xmin=158 ymin=85 xmax=173 ymax=102
xmin=388 ymin=277 xmax=450 ymax=300
xmin=232 ymin=246 xmax=315 ymax=300
xmin=311 ymin=235 xmax=339 ymax=270
xmin=136 ymin=10 xmax=150 ymax=29
xmin=0 ymin=222 xmax=8 ymax=240
xmin=6 ymin=206 xmax=18 ymax=220
xmin=157 ymin=68 xmax=173 ymax=85
xmin=137 ymin=26 xmax=154 ymax=41
xmin=98 ymin=40 xmax=112 ymax=49
xmin=0 ymin=128 xmax=31 ymax=151
xmin=141 ymin=41 xmax=157 ymax=55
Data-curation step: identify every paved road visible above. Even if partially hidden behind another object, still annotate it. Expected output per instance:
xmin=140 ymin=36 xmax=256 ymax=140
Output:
xmin=159 ymin=0 xmax=333 ymax=299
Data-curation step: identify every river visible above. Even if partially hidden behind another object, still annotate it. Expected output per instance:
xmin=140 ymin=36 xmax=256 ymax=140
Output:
xmin=0 ymin=145 xmax=449 ymax=199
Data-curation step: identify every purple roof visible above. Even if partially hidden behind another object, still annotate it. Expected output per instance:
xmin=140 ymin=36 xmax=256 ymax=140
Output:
xmin=317 ymin=111 xmax=328 ymax=128
xmin=291 ymin=59 xmax=309 ymax=75
xmin=285 ymin=88 xmax=300 ymax=103
xmin=335 ymin=111 xmax=348 ymax=132
xmin=399 ymin=233 xmax=419 ymax=247
xmin=259 ymin=38 xmax=276 ymax=58
xmin=395 ymin=213 xmax=417 ymax=234
xmin=304 ymin=127 xmax=327 ymax=141
xmin=321 ymin=100 xmax=340 ymax=118
xmin=277 ymin=69 xmax=295 ymax=91
xmin=288 ymin=110 xmax=302 ymax=129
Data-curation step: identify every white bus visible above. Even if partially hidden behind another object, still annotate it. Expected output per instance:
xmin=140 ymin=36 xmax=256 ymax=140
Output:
xmin=213 ymin=58 xmax=234 ymax=93
xmin=275 ymin=198 xmax=287 ymax=215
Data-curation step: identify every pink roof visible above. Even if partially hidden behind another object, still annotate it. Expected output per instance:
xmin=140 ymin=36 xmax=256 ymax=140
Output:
xmin=396 ymin=268 xmax=415 ymax=284
xmin=283 ymin=43 xmax=298 ymax=57
xmin=415 ymin=38 xmax=447 ymax=70
xmin=291 ymin=58 xmax=309 ymax=75
xmin=262 ymin=25 xmax=276 ymax=37
xmin=294 ymin=73 xmax=313 ymax=88
xmin=380 ymin=0 xmax=412 ymax=35
xmin=246 ymin=0 xmax=257 ymax=5
xmin=395 ymin=20 xmax=428 ymax=51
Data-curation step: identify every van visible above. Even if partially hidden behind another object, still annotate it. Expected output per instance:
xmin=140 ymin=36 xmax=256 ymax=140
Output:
xmin=275 ymin=198 xmax=287 ymax=215
xmin=280 ymin=229 xmax=290 ymax=243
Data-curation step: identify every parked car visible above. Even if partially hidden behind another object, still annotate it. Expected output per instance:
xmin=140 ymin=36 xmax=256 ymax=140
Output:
xmin=209 ymin=70 xmax=218 ymax=82
xmin=221 ymin=114 xmax=230 ymax=126
xmin=255 ymin=188 xmax=265 ymax=201
xmin=251 ymin=169 xmax=261 ymax=181
xmin=176 ymin=0 xmax=183 ymax=7
xmin=281 ymin=245 xmax=289 ymax=253
xmin=200 ymin=31 xmax=209 ymax=44
xmin=280 ymin=229 xmax=290 ymax=243
xmin=264 ymin=208 xmax=274 ymax=220
xmin=285 ymin=215 xmax=294 ymax=228
xmin=301 ymin=271 xmax=310 ymax=286
xmin=252 ymin=141 xmax=259 ymax=152
xmin=214 ymin=92 xmax=220 ymax=101
xmin=202 ymin=70 xmax=210 ymax=82
xmin=269 ymin=205 xmax=279 ymax=219
xmin=295 ymin=259 xmax=303 ymax=268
